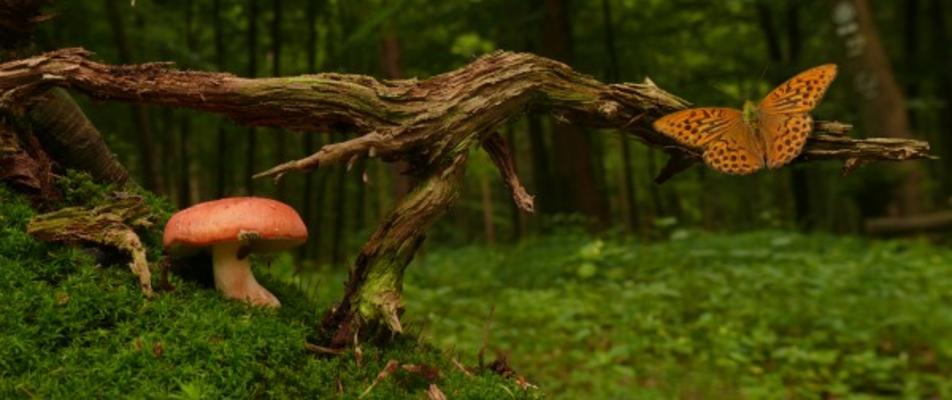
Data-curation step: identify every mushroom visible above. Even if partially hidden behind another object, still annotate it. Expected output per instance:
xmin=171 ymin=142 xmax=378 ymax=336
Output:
xmin=162 ymin=197 xmax=307 ymax=307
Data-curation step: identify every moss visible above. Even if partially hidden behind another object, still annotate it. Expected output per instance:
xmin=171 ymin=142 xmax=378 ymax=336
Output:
xmin=0 ymin=182 xmax=541 ymax=399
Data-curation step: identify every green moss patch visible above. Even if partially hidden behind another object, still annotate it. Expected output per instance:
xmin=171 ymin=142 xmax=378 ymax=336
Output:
xmin=0 ymin=182 xmax=538 ymax=399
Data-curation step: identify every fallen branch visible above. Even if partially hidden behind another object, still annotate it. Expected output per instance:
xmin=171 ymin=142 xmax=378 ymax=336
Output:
xmin=26 ymin=193 xmax=155 ymax=296
xmin=865 ymin=210 xmax=952 ymax=236
xmin=0 ymin=48 xmax=934 ymax=183
xmin=0 ymin=47 xmax=935 ymax=345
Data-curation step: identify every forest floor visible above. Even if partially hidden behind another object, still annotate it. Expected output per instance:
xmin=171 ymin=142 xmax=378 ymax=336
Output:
xmin=290 ymin=228 xmax=952 ymax=399
xmin=3 ymin=174 xmax=952 ymax=399
xmin=0 ymin=182 xmax=537 ymax=400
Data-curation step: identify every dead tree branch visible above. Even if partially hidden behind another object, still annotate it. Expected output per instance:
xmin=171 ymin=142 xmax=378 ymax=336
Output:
xmin=0 ymin=47 xmax=935 ymax=346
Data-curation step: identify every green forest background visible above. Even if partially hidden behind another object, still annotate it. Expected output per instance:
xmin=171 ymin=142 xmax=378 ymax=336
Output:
xmin=7 ymin=0 xmax=952 ymax=398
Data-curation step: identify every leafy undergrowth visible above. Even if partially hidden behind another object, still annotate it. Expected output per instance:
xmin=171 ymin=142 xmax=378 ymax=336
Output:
xmin=0 ymin=182 xmax=537 ymax=399
xmin=389 ymin=230 xmax=952 ymax=399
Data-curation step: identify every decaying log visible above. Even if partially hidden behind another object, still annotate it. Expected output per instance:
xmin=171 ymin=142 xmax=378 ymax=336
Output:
xmin=865 ymin=210 xmax=952 ymax=236
xmin=26 ymin=193 xmax=155 ymax=296
xmin=0 ymin=47 xmax=935 ymax=346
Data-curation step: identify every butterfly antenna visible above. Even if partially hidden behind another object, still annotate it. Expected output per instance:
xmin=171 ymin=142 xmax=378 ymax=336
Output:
xmin=758 ymin=65 xmax=769 ymax=82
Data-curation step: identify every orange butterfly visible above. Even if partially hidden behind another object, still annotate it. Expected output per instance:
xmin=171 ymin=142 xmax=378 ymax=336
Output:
xmin=652 ymin=64 xmax=837 ymax=175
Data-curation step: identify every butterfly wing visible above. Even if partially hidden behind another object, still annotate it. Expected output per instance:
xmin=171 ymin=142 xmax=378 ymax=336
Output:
xmin=759 ymin=64 xmax=837 ymax=114
xmin=759 ymin=64 xmax=837 ymax=168
xmin=652 ymin=108 xmax=745 ymax=148
xmin=653 ymin=108 xmax=764 ymax=175
xmin=702 ymin=123 xmax=765 ymax=175
xmin=761 ymin=113 xmax=812 ymax=168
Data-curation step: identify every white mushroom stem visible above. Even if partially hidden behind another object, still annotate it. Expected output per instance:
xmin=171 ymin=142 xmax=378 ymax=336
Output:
xmin=211 ymin=241 xmax=281 ymax=308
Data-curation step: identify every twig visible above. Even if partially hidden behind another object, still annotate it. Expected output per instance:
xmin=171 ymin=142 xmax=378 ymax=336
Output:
xmin=359 ymin=359 xmax=399 ymax=399
xmin=304 ymin=342 xmax=344 ymax=356
xmin=477 ymin=304 xmax=496 ymax=369
xmin=451 ymin=357 xmax=474 ymax=377
xmin=426 ymin=384 xmax=447 ymax=400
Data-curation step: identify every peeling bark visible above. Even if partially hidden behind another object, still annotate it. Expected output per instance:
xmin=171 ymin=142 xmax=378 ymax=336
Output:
xmin=0 ymin=47 xmax=935 ymax=346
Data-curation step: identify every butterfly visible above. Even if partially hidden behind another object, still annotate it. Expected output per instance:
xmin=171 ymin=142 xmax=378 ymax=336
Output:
xmin=652 ymin=64 xmax=837 ymax=175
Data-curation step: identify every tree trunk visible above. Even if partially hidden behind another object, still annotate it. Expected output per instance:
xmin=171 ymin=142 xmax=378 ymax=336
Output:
xmin=244 ymin=0 xmax=258 ymax=195
xmin=757 ymin=0 xmax=812 ymax=228
xmin=928 ymin=0 xmax=952 ymax=200
xmin=506 ymin=125 xmax=525 ymax=240
xmin=213 ymin=0 xmax=228 ymax=198
xmin=331 ymin=134 xmax=348 ymax=267
xmin=104 ymin=0 xmax=161 ymax=193
xmin=540 ymin=0 xmax=610 ymax=229
xmin=271 ymin=0 xmax=287 ymax=200
xmin=600 ymin=0 xmax=637 ymax=231
xmin=178 ymin=0 xmax=197 ymax=207
xmin=301 ymin=0 xmax=323 ymax=262
xmin=321 ymin=154 xmax=468 ymax=345
xmin=832 ymin=0 xmax=926 ymax=215
xmin=479 ymin=172 xmax=496 ymax=246
xmin=379 ymin=27 xmax=414 ymax=200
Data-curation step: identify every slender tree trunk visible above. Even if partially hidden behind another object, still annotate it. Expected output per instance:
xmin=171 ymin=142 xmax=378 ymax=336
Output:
xmin=178 ymin=0 xmax=197 ymax=207
xmin=379 ymin=28 xmax=413 ymax=201
xmin=271 ymin=0 xmax=287 ymax=200
xmin=757 ymin=0 xmax=813 ymax=228
xmin=928 ymin=0 xmax=952 ymax=199
xmin=331 ymin=135 xmax=348 ymax=267
xmin=832 ymin=0 xmax=926 ymax=215
xmin=245 ymin=0 xmax=258 ymax=195
xmin=527 ymin=114 xmax=552 ymax=216
xmin=104 ymin=0 xmax=162 ymax=193
xmin=541 ymin=0 xmax=610 ymax=229
xmin=214 ymin=0 xmax=229 ymax=198
xmin=301 ymin=0 xmax=324 ymax=262
xmin=480 ymin=173 xmax=496 ymax=246
xmin=600 ymin=0 xmax=637 ymax=231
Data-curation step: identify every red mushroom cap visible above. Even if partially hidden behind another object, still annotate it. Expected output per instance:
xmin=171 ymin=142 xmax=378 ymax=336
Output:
xmin=163 ymin=197 xmax=308 ymax=257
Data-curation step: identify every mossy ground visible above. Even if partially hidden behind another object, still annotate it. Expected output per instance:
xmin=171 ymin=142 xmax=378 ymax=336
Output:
xmin=0 ymin=180 xmax=538 ymax=399
xmin=393 ymin=230 xmax=952 ymax=399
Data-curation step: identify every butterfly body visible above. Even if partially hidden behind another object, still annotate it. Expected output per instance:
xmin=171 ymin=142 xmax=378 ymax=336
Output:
xmin=653 ymin=64 xmax=837 ymax=175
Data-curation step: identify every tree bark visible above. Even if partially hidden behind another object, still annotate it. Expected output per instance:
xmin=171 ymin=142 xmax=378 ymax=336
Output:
xmin=271 ymin=0 xmax=287 ymax=200
xmin=213 ymin=0 xmax=228 ymax=198
xmin=540 ymin=0 xmax=610 ymax=229
xmin=244 ymin=0 xmax=258 ymax=195
xmin=103 ymin=0 xmax=161 ymax=193
xmin=0 ymin=48 xmax=934 ymax=346
xmin=832 ymin=0 xmax=926 ymax=215
xmin=600 ymin=0 xmax=637 ymax=231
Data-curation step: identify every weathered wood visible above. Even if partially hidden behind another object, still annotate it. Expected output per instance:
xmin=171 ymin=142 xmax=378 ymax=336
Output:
xmin=26 ymin=194 xmax=155 ymax=296
xmin=0 ymin=47 xmax=936 ymax=346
